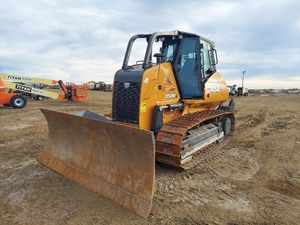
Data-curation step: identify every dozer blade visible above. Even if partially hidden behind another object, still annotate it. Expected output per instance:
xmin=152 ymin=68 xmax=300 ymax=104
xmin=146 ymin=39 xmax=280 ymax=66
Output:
xmin=37 ymin=109 xmax=155 ymax=218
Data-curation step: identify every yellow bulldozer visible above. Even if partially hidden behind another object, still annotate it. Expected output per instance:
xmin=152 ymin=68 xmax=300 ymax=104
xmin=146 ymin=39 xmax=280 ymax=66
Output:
xmin=37 ymin=31 xmax=235 ymax=218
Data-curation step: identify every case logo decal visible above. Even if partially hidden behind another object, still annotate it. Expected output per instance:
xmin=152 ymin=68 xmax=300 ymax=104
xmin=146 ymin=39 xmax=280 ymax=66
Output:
xmin=124 ymin=82 xmax=130 ymax=89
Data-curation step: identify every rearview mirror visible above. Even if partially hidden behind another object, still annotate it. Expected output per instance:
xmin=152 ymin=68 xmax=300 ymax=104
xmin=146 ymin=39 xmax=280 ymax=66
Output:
xmin=154 ymin=53 xmax=164 ymax=64
xmin=209 ymin=49 xmax=218 ymax=65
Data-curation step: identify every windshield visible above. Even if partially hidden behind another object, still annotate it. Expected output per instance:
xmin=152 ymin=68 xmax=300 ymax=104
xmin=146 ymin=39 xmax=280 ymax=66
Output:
xmin=162 ymin=38 xmax=180 ymax=63
xmin=123 ymin=34 xmax=181 ymax=69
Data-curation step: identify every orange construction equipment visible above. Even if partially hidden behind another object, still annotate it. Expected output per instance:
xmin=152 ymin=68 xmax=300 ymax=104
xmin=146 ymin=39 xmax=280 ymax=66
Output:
xmin=59 ymin=81 xmax=88 ymax=101
xmin=0 ymin=79 xmax=27 ymax=108
xmin=0 ymin=73 xmax=88 ymax=104
xmin=37 ymin=31 xmax=235 ymax=218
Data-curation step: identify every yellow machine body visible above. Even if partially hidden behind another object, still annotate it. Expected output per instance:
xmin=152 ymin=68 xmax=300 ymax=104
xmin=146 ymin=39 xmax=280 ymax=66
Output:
xmin=138 ymin=62 xmax=229 ymax=130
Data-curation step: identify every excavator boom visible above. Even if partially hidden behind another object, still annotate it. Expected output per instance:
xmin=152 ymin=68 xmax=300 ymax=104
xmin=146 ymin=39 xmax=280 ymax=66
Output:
xmin=37 ymin=109 xmax=155 ymax=218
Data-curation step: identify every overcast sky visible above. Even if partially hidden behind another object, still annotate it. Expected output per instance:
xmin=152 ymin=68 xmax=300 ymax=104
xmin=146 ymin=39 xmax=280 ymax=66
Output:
xmin=1 ymin=0 xmax=299 ymax=89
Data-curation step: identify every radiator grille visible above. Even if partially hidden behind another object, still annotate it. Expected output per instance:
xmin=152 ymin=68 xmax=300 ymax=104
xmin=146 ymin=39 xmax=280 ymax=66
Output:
xmin=112 ymin=81 xmax=141 ymax=124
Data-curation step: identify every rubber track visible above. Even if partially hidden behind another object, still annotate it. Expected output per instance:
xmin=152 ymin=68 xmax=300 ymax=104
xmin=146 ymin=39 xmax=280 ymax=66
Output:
xmin=155 ymin=110 xmax=235 ymax=170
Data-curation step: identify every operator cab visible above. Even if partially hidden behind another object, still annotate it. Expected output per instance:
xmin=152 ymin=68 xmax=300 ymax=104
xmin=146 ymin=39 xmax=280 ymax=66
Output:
xmin=121 ymin=31 xmax=218 ymax=100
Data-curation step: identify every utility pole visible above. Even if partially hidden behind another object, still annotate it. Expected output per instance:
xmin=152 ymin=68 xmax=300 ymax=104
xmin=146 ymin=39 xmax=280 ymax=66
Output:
xmin=241 ymin=71 xmax=246 ymax=88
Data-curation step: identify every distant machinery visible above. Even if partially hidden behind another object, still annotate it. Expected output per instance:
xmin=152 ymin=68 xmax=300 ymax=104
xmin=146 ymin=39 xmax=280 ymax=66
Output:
xmin=0 ymin=73 xmax=88 ymax=108
xmin=85 ymin=80 xmax=112 ymax=91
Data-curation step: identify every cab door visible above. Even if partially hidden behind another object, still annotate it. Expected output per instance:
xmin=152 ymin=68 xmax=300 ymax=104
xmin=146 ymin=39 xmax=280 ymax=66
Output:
xmin=174 ymin=37 xmax=202 ymax=99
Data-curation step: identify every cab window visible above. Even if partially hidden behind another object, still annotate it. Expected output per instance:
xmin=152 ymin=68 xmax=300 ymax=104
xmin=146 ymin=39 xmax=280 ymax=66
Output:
xmin=174 ymin=37 xmax=202 ymax=98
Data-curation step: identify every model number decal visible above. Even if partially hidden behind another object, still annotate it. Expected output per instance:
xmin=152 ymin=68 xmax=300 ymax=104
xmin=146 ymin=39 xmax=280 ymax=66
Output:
xmin=165 ymin=93 xmax=177 ymax=98
xmin=206 ymin=85 xmax=221 ymax=93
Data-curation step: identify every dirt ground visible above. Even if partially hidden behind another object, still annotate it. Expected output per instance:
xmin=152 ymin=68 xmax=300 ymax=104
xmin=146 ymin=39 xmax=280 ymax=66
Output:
xmin=1 ymin=91 xmax=300 ymax=225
